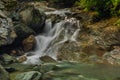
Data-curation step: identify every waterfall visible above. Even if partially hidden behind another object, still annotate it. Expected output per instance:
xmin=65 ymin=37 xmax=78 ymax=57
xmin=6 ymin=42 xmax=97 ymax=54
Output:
xmin=22 ymin=10 xmax=81 ymax=64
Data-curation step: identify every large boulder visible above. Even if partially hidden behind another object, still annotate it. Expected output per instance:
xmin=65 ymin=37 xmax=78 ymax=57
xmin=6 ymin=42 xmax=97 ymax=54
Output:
xmin=15 ymin=71 xmax=41 ymax=80
xmin=0 ymin=11 xmax=17 ymax=46
xmin=0 ymin=65 xmax=10 ymax=80
xmin=13 ymin=23 xmax=35 ymax=46
xmin=22 ymin=35 xmax=36 ymax=52
xmin=19 ymin=6 xmax=46 ymax=33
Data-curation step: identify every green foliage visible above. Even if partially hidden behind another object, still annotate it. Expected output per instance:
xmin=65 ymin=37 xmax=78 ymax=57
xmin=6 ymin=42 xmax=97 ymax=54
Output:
xmin=111 ymin=0 xmax=120 ymax=10
xmin=110 ymin=0 xmax=120 ymax=16
xmin=75 ymin=0 xmax=120 ymax=17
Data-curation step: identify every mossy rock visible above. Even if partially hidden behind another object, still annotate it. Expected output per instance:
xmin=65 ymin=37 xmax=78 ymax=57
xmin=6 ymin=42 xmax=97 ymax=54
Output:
xmin=0 ymin=65 xmax=10 ymax=80
xmin=15 ymin=71 xmax=41 ymax=80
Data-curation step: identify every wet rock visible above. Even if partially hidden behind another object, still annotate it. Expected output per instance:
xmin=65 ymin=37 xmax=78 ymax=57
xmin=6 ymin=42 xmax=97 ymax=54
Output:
xmin=5 ymin=63 xmax=35 ymax=71
xmin=19 ymin=6 xmax=46 ymax=33
xmin=0 ymin=65 xmax=10 ymax=80
xmin=18 ymin=55 xmax=27 ymax=63
xmin=45 ymin=9 xmax=71 ymax=25
xmin=40 ymin=55 xmax=57 ymax=63
xmin=22 ymin=35 xmax=36 ymax=52
xmin=0 ymin=54 xmax=17 ymax=65
xmin=15 ymin=71 xmax=41 ymax=80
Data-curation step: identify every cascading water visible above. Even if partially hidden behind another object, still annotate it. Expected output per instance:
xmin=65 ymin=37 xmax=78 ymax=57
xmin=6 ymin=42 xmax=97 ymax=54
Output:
xmin=22 ymin=9 xmax=81 ymax=64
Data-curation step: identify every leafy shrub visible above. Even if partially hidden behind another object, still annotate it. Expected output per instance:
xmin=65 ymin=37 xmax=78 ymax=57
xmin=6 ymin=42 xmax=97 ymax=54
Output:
xmin=75 ymin=0 xmax=120 ymax=17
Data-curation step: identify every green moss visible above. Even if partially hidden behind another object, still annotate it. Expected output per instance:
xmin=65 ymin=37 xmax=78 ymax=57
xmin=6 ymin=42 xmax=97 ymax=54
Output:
xmin=10 ymin=72 xmax=23 ymax=80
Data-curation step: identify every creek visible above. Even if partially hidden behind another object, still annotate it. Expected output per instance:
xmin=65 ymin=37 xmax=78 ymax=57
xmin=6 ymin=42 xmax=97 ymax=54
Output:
xmin=23 ymin=9 xmax=80 ymax=64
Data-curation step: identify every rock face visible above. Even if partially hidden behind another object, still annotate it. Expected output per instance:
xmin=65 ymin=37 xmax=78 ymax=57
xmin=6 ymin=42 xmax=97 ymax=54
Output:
xmin=0 ymin=17 xmax=17 ymax=46
xmin=0 ymin=65 xmax=10 ymax=80
xmin=15 ymin=71 xmax=41 ymax=80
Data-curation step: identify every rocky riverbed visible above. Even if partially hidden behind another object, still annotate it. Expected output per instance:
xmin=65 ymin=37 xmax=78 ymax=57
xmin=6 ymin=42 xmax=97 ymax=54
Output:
xmin=0 ymin=0 xmax=120 ymax=80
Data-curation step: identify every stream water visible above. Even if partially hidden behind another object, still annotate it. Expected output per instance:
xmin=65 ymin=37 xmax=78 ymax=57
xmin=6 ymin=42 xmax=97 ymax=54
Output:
xmin=23 ymin=9 xmax=80 ymax=64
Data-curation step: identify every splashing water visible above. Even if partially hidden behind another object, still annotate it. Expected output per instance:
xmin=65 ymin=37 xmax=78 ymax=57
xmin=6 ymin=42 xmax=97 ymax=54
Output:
xmin=22 ymin=11 xmax=81 ymax=64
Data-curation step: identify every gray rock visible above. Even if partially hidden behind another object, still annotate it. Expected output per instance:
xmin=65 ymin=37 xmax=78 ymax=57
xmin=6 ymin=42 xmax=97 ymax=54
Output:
xmin=15 ymin=71 xmax=41 ymax=80
xmin=19 ymin=7 xmax=46 ymax=33
xmin=0 ymin=10 xmax=7 ymax=18
xmin=0 ymin=1 xmax=5 ymax=9
xmin=0 ymin=17 xmax=17 ymax=46
xmin=0 ymin=65 xmax=10 ymax=80
xmin=5 ymin=63 xmax=36 ymax=72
